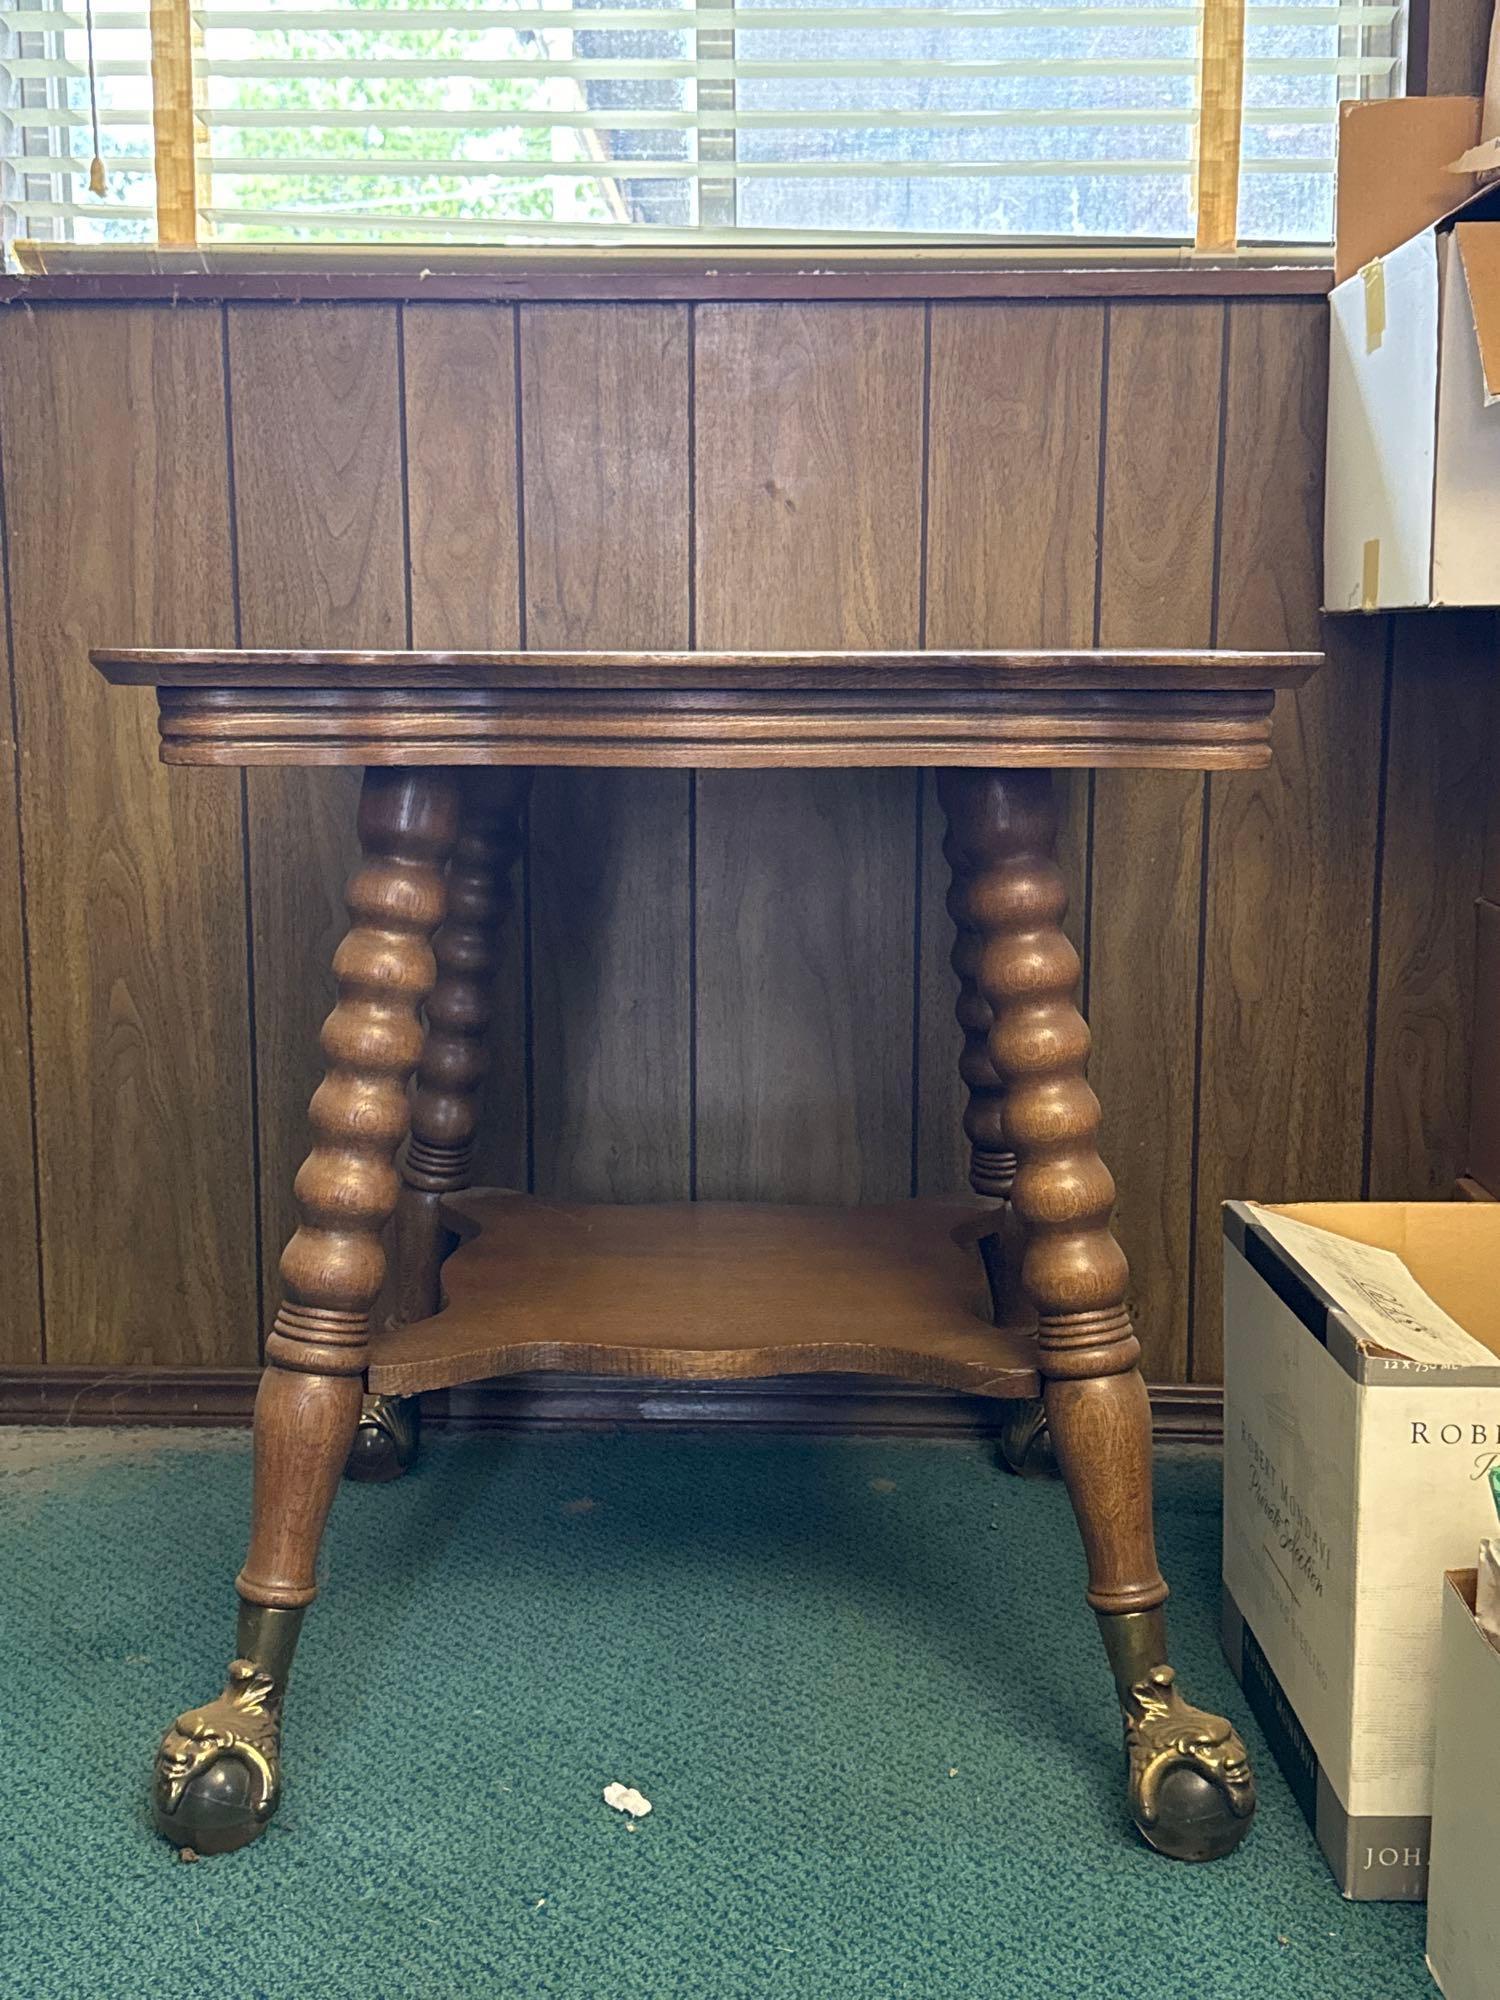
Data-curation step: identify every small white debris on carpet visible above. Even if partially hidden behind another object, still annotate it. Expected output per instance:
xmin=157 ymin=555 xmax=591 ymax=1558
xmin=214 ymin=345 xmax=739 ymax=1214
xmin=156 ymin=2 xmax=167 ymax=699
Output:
xmin=603 ymin=1783 xmax=652 ymax=1818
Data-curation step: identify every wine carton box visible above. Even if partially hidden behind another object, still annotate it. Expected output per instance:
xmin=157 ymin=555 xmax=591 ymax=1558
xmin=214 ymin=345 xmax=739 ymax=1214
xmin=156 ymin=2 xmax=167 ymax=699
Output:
xmin=1221 ymin=1202 xmax=1500 ymax=1898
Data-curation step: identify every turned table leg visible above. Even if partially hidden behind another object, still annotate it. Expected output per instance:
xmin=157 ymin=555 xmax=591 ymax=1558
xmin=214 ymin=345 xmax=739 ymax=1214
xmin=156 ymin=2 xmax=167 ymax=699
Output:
xmin=347 ymin=769 xmax=531 ymax=1482
xmin=941 ymin=794 xmax=1048 ymax=1478
xmin=151 ymin=767 xmax=459 ymax=1855
xmin=939 ymin=767 xmax=1256 ymax=1864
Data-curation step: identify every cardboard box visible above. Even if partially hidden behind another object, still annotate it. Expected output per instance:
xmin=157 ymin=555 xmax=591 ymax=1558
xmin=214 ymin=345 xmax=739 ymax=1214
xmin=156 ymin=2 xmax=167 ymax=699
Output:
xmin=1332 ymin=97 xmax=1485 ymax=288
xmin=1222 ymin=1200 xmax=1500 ymax=1897
xmin=1450 ymin=0 xmax=1500 ymax=181
xmin=1468 ymin=898 xmax=1500 ymax=1197
xmin=1425 ymin=1572 xmax=1500 ymax=1999
xmin=1325 ymin=99 xmax=1500 ymax=610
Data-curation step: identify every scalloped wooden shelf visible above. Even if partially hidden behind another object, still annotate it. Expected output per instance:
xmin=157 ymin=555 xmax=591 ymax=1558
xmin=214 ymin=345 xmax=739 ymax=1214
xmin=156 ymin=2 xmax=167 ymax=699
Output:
xmin=366 ymin=1192 xmax=1040 ymax=1399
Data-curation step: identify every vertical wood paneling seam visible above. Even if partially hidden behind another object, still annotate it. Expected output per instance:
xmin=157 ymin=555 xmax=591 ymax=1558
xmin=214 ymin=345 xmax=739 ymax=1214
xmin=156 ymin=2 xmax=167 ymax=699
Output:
xmin=236 ymin=775 xmax=263 ymax=1350
xmin=511 ymin=306 xmax=529 ymax=651
xmin=910 ymin=300 xmax=934 ymax=1197
xmin=394 ymin=302 xmax=415 ymax=650
xmin=1182 ymin=300 xmax=1233 ymax=1377
xmin=688 ymin=311 xmax=702 ymax=1206
xmin=686 ymin=304 xmax=699 ymax=651
xmin=688 ymin=769 xmax=699 ymax=1200
xmin=519 ymin=788 xmax=537 ymax=1194
xmin=1089 ymin=305 xmax=1111 ymax=651
xmin=908 ymin=771 xmax=925 ymax=1197
xmin=0 ymin=387 xmax=45 ymax=1360
xmin=1082 ymin=303 xmax=1112 ymax=1013
xmin=1360 ymin=619 xmax=1397 ymax=1198
xmin=916 ymin=301 xmax=933 ymax=649
xmin=1206 ymin=303 xmax=1233 ymax=641
xmin=1082 ymin=773 xmax=1096 ymax=1012
xmin=1183 ymin=794 xmax=1214 ymax=1377
xmin=220 ymin=303 xmax=264 ymax=1351
xmin=511 ymin=303 xmax=536 ymax=1192
xmin=221 ymin=309 xmax=245 ymax=647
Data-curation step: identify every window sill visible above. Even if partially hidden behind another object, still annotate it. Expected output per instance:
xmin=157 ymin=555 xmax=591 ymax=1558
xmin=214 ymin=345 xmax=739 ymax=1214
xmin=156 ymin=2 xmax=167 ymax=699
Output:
xmin=0 ymin=242 xmax=1333 ymax=304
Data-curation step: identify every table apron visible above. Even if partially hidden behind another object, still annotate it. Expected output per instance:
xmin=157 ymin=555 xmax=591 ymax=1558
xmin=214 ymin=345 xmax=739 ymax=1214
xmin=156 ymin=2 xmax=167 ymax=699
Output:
xmin=154 ymin=686 xmax=1279 ymax=770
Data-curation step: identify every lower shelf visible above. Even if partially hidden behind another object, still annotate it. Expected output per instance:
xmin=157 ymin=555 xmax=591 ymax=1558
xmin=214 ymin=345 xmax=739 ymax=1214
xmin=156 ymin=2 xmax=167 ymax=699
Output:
xmin=366 ymin=1193 xmax=1040 ymax=1400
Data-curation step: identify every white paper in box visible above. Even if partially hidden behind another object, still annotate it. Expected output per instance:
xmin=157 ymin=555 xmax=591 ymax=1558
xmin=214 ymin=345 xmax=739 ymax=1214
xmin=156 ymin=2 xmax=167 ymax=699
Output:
xmin=1221 ymin=1201 xmax=1500 ymax=1899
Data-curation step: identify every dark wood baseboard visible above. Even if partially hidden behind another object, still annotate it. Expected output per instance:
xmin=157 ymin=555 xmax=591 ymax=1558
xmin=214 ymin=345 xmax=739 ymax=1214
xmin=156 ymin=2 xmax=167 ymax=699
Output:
xmin=0 ymin=1366 xmax=1224 ymax=1444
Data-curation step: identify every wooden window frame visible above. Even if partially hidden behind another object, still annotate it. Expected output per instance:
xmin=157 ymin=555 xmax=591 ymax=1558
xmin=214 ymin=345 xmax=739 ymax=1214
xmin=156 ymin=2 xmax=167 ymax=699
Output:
xmin=9 ymin=0 xmax=1426 ymax=265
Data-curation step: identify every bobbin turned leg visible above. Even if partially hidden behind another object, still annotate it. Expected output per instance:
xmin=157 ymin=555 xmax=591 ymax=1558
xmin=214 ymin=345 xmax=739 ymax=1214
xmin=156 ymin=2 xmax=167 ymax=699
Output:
xmin=152 ymin=768 xmax=459 ymax=1855
xmin=941 ymin=804 xmax=1051 ymax=1477
xmin=347 ymin=769 xmax=531 ymax=1482
xmin=938 ymin=768 xmax=1255 ymax=1864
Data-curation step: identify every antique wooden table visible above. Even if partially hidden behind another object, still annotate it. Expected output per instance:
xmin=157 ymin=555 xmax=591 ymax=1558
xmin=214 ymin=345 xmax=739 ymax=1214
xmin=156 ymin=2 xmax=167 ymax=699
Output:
xmin=95 ymin=644 xmax=1319 ymax=1864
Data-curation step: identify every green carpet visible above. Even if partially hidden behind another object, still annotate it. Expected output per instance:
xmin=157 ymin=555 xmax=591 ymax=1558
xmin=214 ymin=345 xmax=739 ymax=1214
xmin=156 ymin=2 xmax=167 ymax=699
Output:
xmin=1 ymin=1428 xmax=1432 ymax=2000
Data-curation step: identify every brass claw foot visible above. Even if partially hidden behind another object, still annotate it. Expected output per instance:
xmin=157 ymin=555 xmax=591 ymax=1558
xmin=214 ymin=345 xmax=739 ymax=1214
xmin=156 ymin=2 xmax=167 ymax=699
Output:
xmin=994 ymin=1396 xmax=1056 ymax=1478
xmin=1121 ymin=1665 xmax=1256 ymax=1862
xmin=152 ymin=1604 xmax=303 ymax=1857
xmin=344 ymin=1392 xmax=420 ymax=1483
xmin=1098 ymin=1609 xmax=1255 ymax=1862
xmin=153 ymin=1659 xmax=284 ymax=1855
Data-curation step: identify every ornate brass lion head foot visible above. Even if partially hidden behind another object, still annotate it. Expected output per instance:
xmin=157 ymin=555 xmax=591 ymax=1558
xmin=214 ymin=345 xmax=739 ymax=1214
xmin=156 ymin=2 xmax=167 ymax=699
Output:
xmin=1121 ymin=1663 xmax=1256 ymax=1863
xmin=1094 ymin=1610 xmax=1256 ymax=1864
xmin=153 ymin=1657 xmax=285 ymax=1856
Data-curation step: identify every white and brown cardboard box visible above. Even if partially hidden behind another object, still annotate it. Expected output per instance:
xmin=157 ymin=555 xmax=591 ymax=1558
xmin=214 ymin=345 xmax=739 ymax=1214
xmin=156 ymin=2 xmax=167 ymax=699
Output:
xmin=1324 ymin=97 xmax=1500 ymax=609
xmin=1221 ymin=1201 xmax=1500 ymax=1899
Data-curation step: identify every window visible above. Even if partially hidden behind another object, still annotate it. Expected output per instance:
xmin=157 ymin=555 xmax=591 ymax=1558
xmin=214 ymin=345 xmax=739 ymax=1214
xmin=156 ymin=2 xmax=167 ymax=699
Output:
xmin=0 ymin=0 xmax=1405 ymax=259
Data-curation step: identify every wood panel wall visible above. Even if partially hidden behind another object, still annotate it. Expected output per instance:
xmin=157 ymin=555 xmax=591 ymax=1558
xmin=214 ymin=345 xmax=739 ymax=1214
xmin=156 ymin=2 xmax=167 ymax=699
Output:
xmin=0 ymin=291 xmax=1493 ymax=1389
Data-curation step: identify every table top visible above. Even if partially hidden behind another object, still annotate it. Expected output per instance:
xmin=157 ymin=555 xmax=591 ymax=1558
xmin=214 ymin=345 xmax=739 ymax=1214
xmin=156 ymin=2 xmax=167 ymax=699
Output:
xmin=94 ymin=647 xmax=1322 ymax=770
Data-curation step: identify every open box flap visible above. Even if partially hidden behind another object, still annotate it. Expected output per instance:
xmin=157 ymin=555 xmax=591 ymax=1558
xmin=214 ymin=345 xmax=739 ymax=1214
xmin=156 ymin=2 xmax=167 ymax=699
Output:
xmin=1455 ymin=223 xmax=1500 ymax=404
xmin=1334 ymin=97 xmax=1481 ymax=284
xmin=1252 ymin=1201 xmax=1500 ymax=1362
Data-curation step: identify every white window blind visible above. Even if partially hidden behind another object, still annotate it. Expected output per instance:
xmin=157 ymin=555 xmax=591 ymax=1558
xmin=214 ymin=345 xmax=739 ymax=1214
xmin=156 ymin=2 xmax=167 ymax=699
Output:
xmin=0 ymin=0 xmax=1404 ymax=257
